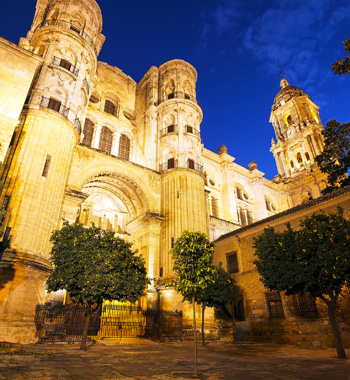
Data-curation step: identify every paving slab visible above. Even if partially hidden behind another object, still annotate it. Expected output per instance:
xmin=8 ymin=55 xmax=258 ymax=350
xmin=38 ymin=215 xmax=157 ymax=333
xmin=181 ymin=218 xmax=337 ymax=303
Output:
xmin=0 ymin=340 xmax=349 ymax=380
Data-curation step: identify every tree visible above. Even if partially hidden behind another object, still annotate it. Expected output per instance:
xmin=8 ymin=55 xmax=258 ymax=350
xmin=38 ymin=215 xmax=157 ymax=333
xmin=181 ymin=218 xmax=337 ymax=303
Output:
xmin=315 ymin=119 xmax=350 ymax=193
xmin=253 ymin=209 xmax=350 ymax=359
xmin=331 ymin=38 xmax=350 ymax=76
xmin=47 ymin=221 xmax=149 ymax=350
xmin=169 ymin=231 xmax=215 ymax=377
xmin=199 ymin=266 xmax=240 ymax=345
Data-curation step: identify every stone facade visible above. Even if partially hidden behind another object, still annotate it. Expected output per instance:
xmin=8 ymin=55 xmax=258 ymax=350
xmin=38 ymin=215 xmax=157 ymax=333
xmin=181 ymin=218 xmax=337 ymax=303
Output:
xmin=0 ymin=0 xmax=335 ymax=343
xmin=213 ymin=188 xmax=350 ymax=347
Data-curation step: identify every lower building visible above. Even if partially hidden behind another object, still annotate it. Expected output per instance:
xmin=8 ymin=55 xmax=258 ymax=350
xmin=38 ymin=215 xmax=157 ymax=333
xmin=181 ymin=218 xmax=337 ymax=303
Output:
xmin=213 ymin=187 xmax=350 ymax=347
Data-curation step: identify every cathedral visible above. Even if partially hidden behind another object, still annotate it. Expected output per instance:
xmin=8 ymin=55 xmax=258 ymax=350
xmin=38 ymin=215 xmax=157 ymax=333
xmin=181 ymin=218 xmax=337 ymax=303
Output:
xmin=1 ymin=0 xmax=341 ymax=344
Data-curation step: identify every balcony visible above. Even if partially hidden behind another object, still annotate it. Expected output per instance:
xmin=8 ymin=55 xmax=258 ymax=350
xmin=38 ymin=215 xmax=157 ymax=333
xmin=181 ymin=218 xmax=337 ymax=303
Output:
xmin=33 ymin=19 xmax=97 ymax=55
xmin=155 ymin=92 xmax=202 ymax=109
xmin=52 ymin=56 xmax=79 ymax=77
xmin=160 ymin=124 xmax=178 ymax=137
xmin=40 ymin=96 xmax=69 ymax=118
xmin=159 ymin=159 xmax=204 ymax=175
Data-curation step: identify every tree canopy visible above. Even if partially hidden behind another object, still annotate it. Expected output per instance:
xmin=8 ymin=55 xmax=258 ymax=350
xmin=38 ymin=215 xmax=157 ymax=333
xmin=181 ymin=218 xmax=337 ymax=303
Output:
xmin=331 ymin=38 xmax=350 ymax=76
xmin=199 ymin=265 xmax=240 ymax=309
xmin=253 ymin=209 xmax=350 ymax=358
xmin=47 ymin=221 xmax=149 ymax=349
xmin=170 ymin=230 xmax=215 ymax=303
xmin=315 ymin=119 xmax=350 ymax=193
xmin=169 ymin=230 xmax=215 ymax=376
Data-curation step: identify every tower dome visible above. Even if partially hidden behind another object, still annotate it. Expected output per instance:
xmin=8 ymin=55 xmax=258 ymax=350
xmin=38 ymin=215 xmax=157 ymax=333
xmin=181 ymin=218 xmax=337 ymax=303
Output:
xmin=269 ymin=77 xmax=324 ymax=181
xmin=272 ymin=78 xmax=308 ymax=112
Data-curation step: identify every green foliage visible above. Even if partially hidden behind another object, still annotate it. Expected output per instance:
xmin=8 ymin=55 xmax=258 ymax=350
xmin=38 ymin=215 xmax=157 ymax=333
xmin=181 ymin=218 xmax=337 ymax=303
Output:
xmin=47 ymin=221 xmax=149 ymax=307
xmin=169 ymin=231 xmax=215 ymax=302
xmin=331 ymin=38 xmax=350 ymax=76
xmin=254 ymin=209 xmax=350 ymax=358
xmin=253 ymin=209 xmax=350 ymax=300
xmin=315 ymin=119 xmax=350 ymax=193
xmin=199 ymin=266 xmax=240 ymax=308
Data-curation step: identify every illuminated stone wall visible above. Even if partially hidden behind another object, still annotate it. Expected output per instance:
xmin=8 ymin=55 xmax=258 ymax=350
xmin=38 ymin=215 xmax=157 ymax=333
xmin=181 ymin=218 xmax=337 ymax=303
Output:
xmin=213 ymin=188 xmax=350 ymax=347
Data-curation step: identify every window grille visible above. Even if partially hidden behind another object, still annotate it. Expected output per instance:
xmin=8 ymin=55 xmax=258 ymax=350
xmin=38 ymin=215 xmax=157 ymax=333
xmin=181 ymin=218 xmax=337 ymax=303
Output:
xmin=99 ymin=127 xmax=113 ymax=154
xmin=104 ymin=100 xmax=117 ymax=116
xmin=266 ymin=292 xmax=284 ymax=319
xmin=294 ymin=293 xmax=318 ymax=319
xmin=118 ymin=135 xmax=130 ymax=160
xmin=226 ymin=251 xmax=239 ymax=274
xmin=82 ymin=119 xmax=94 ymax=147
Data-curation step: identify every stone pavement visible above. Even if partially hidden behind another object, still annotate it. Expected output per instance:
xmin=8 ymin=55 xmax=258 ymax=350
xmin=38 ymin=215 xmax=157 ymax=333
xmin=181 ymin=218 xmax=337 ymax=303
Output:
xmin=0 ymin=340 xmax=349 ymax=380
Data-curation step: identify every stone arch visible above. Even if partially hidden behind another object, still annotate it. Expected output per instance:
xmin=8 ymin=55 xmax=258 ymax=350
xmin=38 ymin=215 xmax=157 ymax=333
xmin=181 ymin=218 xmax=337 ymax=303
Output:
xmin=79 ymin=172 xmax=151 ymax=235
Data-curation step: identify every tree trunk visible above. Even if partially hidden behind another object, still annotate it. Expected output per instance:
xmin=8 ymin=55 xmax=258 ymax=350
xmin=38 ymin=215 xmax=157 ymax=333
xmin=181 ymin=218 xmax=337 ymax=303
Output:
xmin=231 ymin=304 xmax=235 ymax=342
xmin=80 ymin=303 xmax=91 ymax=351
xmin=193 ymin=297 xmax=198 ymax=377
xmin=325 ymin=299 xmax=346 ymax=359
xmin=202 ymin=303 xmax=206 ymax=346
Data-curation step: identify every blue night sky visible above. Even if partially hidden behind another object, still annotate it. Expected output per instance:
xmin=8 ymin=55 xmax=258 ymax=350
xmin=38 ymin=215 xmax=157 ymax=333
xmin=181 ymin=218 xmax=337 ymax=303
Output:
xmin=1 ymin=0 xmax=349 ymax=179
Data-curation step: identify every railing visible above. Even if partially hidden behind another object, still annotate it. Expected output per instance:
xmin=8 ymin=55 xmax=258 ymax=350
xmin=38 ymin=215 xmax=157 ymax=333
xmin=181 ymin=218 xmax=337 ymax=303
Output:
xmin=34 ymin=303 xmax=183 ymax=343
xmin=159 ymin=160 xmax=204 ymax=174
xmin=74 ymin=118 xmax=82 ymax=134
xmin=160 ymin=124 xmax=178 ymax=137
xmin=188 ymin=162 xmax=204 ymax=174
xmin=51 ymin=56 xmax=79 ymax=77
xmin=83 ymin=78 xmax=90 ymax=95
xmin=185 ymin=126 xmax=200 ymax=138
xmin=40 ymin=96 xmax=69 ymax=118
xmin=159 ymin=160 xmax=178 ymax=172
xmin=33 ymin=19 xmax=97 ymax=55
xmin=155 ymin=92 xmax=202 ymax=109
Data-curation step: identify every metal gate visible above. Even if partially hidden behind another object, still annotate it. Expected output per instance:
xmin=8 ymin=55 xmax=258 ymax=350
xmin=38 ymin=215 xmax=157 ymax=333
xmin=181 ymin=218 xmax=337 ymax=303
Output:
xmin=35 ymin=303 xmax=182 ymax=343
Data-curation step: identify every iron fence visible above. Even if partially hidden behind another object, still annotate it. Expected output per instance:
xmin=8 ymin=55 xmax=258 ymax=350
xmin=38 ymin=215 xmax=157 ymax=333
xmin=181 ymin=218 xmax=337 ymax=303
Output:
xmin=35 ymin=303 xmax=183 ymax=343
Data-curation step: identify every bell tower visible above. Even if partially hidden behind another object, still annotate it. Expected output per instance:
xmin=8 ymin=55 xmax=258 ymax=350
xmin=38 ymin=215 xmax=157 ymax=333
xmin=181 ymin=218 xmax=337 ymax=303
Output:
xmin=0 ymin=0 xmax=104 ymax=342
xmin=155 ymin=60 xmax=207 ymax=280
xmin=270 ymin=77 xmax=324 ymax=180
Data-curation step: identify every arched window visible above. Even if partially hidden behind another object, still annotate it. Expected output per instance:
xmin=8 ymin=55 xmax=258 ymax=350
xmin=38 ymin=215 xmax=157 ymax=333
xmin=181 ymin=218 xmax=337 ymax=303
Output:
xmin=104 ymin=100 xmax=118 ymax=117
xmin=287 ymin=115 xmax=293 ymax=126
xmin=118 ymin=134 xmax=130 ymax=160
xmin=235 ymin=187 xmax=248 ymax=201
xmin=290 ymin=160 xmax=294 ymax=169
xmin=82 ymin=119 xmax=94 ymax=146
xmin=305 ymin=152 xmax=311 ymax=162
xmin=99 ymin=127 xmax=113 ymax=154
xmin=296 ymin=152 xmax=303 ymax=165
xmin=188 ymin=158 xmax=195 ymax=169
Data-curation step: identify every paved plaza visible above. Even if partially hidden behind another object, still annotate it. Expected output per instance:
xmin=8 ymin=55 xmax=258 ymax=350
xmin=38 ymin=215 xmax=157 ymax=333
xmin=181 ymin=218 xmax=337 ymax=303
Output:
xmin=0 ymin=340 xmax=349 ymax=380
